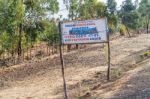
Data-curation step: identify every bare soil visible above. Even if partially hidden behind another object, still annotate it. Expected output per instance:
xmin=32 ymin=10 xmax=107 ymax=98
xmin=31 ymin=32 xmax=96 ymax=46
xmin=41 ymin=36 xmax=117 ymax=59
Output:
xmin=93 ymin=59 xmax=150 ymax=99
xmin=0 ymin=34 xmax=150 ymax=99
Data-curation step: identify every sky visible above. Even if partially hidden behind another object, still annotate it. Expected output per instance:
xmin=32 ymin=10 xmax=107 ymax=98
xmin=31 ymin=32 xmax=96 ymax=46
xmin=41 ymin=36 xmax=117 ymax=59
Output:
xmin=55 ymin=0 xmax=134 ymax=19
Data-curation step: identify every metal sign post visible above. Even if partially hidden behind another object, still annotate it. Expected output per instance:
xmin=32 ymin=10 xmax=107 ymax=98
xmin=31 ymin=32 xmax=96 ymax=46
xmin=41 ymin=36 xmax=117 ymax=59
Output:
xmin=59 ymin=22 xmax=68 ymax=99
xmin=107 ymin=32 xmax=111 ymax=81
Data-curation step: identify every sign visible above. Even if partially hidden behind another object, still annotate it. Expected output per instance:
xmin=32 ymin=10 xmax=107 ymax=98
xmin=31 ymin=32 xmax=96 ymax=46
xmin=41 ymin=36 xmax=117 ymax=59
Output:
xmin=60 ymin=18 xmax=108 ymax=44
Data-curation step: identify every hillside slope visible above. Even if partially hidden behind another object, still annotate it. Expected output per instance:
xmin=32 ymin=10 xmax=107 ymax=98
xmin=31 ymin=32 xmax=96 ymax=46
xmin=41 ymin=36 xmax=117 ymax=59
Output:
xmin=0 ymin=34 xmax=150 ymax=99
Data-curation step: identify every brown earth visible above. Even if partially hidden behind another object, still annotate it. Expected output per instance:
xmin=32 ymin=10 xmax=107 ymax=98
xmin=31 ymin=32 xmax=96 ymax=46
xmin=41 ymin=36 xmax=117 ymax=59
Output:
xmin=92 ymin=59 xmax=150 ymax=99
xmin=0 ymin=34 xmax=150 ymax=99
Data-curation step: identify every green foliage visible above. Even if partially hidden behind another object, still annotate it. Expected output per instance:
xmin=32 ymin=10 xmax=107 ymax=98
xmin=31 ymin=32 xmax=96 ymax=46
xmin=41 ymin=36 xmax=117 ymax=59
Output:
xmin=38 ymin=20 xmax=59 ymax=45
xmin=107 ymin=0 xmax=117 ymax=14
xmin=68 ymin=0 xmax=78 ymax=19
xmin=107 ymin=0 xmax=118 ymax=33
xmin=108 ymin=15 xmax=118 ymax=33
xmin=138 ymin=0 xmax=150 ymax=32
xmin=0 ymin=0 xmax=18 ymax=34
xmin=118 ymin=24 xmax=127 ymax=36
xmin=0 ymin=0 xmax=149 ymax=56
xmin=48 ymin=0 xmax=59 ymax=14
xmin=143 ymin=50 xmax=150 ymax=57
xmin=79 ymin=0 xmax=107 ymax=19
xmin=96 ymin=2 xmax=107 ymax=17
xmin=123 ymin=11 xmax=140 ymax=29
xmin=138 ymin=0 xmax=150 ymax=16
xmin=21 ymin=32 xmax=28 ymax=49
xmin=120 ymin=0 xmax=140 ymax=30
xmin=0 ymin=31 xmax=11 ymax=52
xmin=108 ymin=24 xmax=116 ymax=34
xmin=0 ymin=0 xmax=60 ymax=55
xmin=111 ymin=68 xmax=122 ymax=79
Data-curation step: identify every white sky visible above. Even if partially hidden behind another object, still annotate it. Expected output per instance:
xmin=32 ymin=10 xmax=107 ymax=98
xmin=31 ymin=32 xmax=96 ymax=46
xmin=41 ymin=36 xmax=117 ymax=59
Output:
xmin=56 ymin=0 xmax=135 ymax=19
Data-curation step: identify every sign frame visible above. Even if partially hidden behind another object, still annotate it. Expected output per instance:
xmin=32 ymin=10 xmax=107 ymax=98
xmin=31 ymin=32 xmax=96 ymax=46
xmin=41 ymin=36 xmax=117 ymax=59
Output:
xmin=60 ymin=18 xmax=109 ymax=45
xmin=58 ymin=18 xmax=111 ymax=99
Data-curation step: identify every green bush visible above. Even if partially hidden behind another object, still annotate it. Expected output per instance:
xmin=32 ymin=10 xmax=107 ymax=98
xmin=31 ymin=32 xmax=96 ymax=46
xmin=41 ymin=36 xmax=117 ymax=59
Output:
xmin=119 ymin=24 xmax=127 ymax=36
xmin=143 ymin=51 xmax=150 ymax=57
xmin=0 ymin=31 xmax=11 ymax=51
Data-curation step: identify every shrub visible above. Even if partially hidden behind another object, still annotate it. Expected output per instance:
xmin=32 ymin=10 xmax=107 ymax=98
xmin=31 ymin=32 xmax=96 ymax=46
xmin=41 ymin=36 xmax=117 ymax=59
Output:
xmin=119 ymin=24 xmax=127 ymax=36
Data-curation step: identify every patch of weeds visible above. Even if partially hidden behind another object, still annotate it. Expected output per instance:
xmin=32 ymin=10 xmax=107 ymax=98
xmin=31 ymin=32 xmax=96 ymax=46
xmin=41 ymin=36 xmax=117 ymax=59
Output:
xmin=111 ymin=68 xmax=123 ymax=80
xmin=143 ymin=50 xmax=150 ymax=57
xmin=78 ymin=93 xmax=98 ymax=99
xmin=139 ymin=50 xmax=150 ymax=60
xmin=69 ymin=83 xmax=90 ymax=99
xmin=140 ymin=54 xmax=144 ymax=59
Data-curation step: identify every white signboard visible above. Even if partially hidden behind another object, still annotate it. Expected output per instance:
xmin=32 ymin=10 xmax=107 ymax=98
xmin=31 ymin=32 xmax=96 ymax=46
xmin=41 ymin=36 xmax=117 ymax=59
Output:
xmin=60 ymin=18 xmax=108 ymax=44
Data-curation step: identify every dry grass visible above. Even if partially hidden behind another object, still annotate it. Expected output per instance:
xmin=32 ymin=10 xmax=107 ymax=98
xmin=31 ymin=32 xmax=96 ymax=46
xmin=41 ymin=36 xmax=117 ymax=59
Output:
xmin=0 ymin=34 xmax=150 ymax=99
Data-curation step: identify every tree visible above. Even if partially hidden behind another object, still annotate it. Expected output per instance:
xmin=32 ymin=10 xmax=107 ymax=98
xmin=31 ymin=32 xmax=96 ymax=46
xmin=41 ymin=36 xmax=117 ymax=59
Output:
xmin=79 ymin=0 xmax=107 ymax=19
xmin=107 ymin=0 xmax=118 ymax=33
xmin=68 ymin=0 xmax=78 ymax=20
xmin=107 ymin=0 xmax=117 ymax=14
xmin=0 ymin=0 xmax=60 ymax=57
xmin=0 ymin=0 xmax=22 ymax=56
xmin=0 ymin=31 xmax=11 ymax=55
xmin=138 ymin=0 xmax=150 ymax=33
xmin=96 ymin=2 xmax=107 ymax=17
xmin=47 ymin=0 xmax=59 ymax=16
xmin=39 ymin=20 xmax=59 ymax=44
xmin=16 ymin=0 xmax=25 ymax=56
xmin=24 ymin=0 xmax=59 ymax=45
xmin=120 ymin=0 xmax=140 ymax=37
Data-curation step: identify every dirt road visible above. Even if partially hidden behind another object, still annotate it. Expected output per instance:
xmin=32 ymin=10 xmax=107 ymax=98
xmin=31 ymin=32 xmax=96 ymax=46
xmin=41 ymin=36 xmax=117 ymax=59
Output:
xmin=0 ymin=34 xmax=150 ymax=99
xmin=113 ymin=60 xmax=150 ymax=99
xmin=95 ymin=59 xmax=150 ymax=99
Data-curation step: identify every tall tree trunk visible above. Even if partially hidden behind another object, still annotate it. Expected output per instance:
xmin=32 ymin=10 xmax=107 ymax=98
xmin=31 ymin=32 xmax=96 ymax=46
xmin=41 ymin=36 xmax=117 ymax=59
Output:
xmin=11 ymin=38 xmax=14 ymax=57
xmin=18 ymin=23 xmax=22 ymax=56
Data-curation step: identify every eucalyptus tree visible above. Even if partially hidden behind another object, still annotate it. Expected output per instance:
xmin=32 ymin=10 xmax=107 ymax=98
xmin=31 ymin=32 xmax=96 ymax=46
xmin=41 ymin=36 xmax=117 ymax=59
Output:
xmin=107 ymin=0 xmax=118 ymax=33
xmin=79 ymin=0 xmax=107 ymax=19
xmin=0 ymin=0 xmax=60 ymax=56
xmin=120 ymin=0 xmax=140 ymax=36
xmin=107 ymin=0 xmax=117 ymax=14
xmin=16 ymin=0 xmax=25 ymax=55
xmin=138 ymin=0 xmax=150 ymax=33
xmin=48 ymin=0 xmax=59 ymax=15
xmin=23 ymin=0 xmax=59 ymax=44
xmin=0 ymin=0 xmax=25 ymax=56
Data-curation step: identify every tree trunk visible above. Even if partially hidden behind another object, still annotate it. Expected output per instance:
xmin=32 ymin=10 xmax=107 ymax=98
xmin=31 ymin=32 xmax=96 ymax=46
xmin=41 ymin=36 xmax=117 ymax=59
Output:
xmin=11 ymin=40 xmax=14 ymax=57
xmin=18 ymin=23 xmax=22 ymax=56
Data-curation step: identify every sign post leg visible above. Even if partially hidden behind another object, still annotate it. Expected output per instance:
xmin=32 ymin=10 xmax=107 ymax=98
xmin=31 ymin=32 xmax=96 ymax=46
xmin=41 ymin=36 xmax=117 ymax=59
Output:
xmin=59 ymin=22 xmax=68 ymax=99
xmin=59 ymin=44 xmax=68 ymax=99
xmin=107 ymin=34 xmax=111 ymax=81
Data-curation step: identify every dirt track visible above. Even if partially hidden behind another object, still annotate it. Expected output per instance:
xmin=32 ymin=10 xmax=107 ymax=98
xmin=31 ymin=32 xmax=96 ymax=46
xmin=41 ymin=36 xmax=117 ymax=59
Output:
xmin=113 ymin=60 xmax=150 ymax=99
xmin=94 ymin=59 xmax=150 ymax=99
xmin=0 ymin=34 xmax=150 ymax=99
